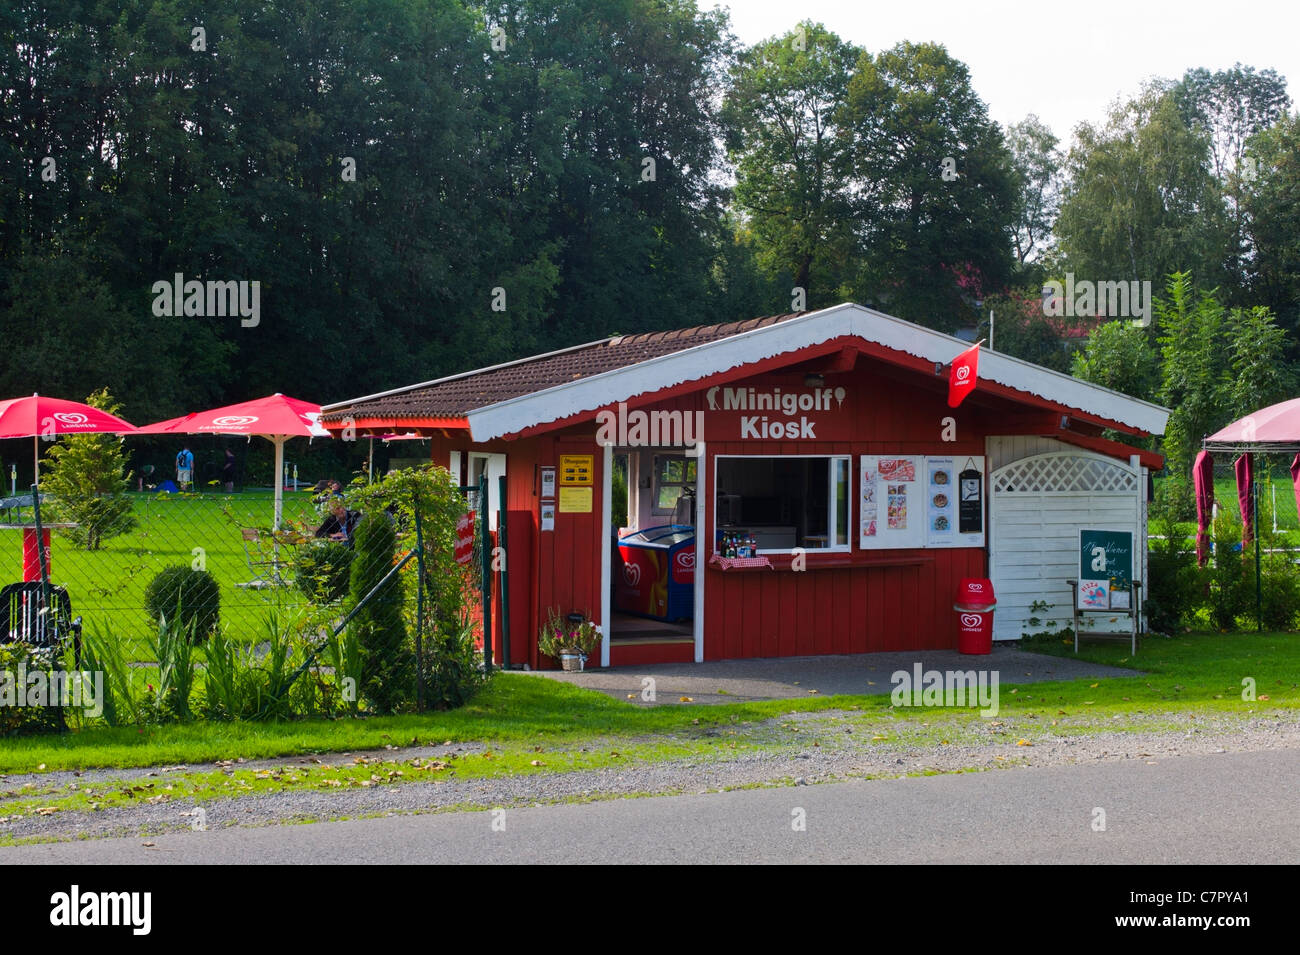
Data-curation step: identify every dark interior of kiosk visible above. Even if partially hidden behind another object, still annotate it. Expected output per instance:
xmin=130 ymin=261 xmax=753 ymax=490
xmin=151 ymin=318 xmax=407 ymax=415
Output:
xmin=715 ymin=457 xmax=835 ymax=550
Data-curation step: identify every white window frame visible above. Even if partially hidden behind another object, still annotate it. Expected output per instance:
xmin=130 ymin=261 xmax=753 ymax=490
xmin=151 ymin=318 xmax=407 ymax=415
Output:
xmin=467 ymin=452 xmax=506 ymax=531
xmin=651 ymin=453 xmax=697 ymax=517
xmin=712 ymin=454 xmax=853 ymax=555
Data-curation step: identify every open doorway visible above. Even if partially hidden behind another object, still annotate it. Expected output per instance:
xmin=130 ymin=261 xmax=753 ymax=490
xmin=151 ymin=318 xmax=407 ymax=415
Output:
xmin=608 ymin=448 xmax=698 ymax=650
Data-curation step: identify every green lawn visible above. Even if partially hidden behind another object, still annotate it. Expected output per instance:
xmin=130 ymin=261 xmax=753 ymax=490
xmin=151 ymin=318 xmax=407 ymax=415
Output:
xmin=3 ymin=631 xmax=1295 ymax=775
xmin=1 ymin=490 xmax=322 ymax=660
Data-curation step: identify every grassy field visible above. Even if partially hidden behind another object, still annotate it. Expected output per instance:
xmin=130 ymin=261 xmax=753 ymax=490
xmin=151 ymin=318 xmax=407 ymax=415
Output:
xmin=2 ymin=631 xmax=1294 ymax=775
xmin=0 ymin=490 xmax=323 ymax=660
xmin=1156 ymin=474 xmax=1300 ymax=545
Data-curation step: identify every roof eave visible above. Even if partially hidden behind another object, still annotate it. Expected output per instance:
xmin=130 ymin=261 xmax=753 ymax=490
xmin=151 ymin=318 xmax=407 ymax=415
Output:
xmin=465 ymin=303 xmax=1170 ymax=441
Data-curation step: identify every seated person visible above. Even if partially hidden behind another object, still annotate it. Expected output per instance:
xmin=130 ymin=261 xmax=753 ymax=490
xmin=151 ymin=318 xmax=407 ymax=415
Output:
xmin=314 ymin=500 xmax=361 ymax=546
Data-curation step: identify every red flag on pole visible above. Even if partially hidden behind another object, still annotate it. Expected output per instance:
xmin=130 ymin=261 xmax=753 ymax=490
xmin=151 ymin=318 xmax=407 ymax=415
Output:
xmin=947 ymin=342 xmax=981 ymax=408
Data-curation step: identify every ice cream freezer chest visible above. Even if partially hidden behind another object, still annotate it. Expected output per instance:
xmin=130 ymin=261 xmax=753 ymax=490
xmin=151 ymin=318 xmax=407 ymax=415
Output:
xmin=615 ymin=525 xmax=695 ymax=621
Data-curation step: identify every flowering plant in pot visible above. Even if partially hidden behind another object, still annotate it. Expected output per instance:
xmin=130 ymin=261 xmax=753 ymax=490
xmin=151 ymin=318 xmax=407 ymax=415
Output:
xmin=537 ymin=607 xmax=602 ymax=671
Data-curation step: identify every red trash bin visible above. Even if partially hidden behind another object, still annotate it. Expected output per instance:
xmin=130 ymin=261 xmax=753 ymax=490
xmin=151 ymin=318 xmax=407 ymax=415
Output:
xmin=953 ymin=577 xmax=996 ymax=654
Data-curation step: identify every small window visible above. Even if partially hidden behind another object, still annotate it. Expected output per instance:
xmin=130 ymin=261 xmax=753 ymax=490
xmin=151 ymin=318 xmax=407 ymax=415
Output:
xmin=653 ymin=455 xmax=697 ymax=514
xmin=714 ymin=455 xmax=851 ymax=552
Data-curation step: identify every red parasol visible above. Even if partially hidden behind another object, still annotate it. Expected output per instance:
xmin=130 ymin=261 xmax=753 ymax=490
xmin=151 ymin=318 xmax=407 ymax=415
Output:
xmin=138 ymin=394 xmax=330 ymax=528
xmin=0 ymin=393 xmax=138 ymax=485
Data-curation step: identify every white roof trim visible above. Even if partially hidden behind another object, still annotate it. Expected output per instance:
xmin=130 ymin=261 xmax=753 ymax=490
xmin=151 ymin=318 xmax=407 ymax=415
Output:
xmin=461 ymin=302 xmax=1169 ymax=440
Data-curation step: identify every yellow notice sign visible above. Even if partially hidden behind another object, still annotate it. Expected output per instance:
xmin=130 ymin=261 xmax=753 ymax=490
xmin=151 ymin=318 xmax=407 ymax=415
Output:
xmin=558 ymin=486 xmax=593 ymax=513
xmin=559 ymin=454 xmax=593 ymax=485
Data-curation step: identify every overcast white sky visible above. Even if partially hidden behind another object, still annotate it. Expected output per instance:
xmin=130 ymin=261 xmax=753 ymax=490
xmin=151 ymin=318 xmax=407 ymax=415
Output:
xmin=709 ymin=0 xmax=1299 ymax=144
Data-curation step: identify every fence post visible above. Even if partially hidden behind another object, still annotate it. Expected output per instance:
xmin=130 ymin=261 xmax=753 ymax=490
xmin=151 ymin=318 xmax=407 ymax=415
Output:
xmin=480 ymin=472 xmax=492 ymax=672
xmin=414 ymin=507 xmax=425 ymax=712
xmin=498 ymin=474 xmax=510 ymax=668
xmin=1253 ymin=465 xmax=1262 ymax=633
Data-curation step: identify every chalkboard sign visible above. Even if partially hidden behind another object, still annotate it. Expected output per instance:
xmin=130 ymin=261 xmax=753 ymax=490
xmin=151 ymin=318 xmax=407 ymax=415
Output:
xmin=1079 ymin=529 xmax=1132 ymax=586
xmin=1078 ymin=528 xmax=1133 ymax=609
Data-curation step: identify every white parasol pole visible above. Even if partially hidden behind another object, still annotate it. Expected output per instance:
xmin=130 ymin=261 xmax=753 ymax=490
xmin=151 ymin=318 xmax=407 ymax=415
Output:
xmin=272 ymin=434 xmax=286 ymax=530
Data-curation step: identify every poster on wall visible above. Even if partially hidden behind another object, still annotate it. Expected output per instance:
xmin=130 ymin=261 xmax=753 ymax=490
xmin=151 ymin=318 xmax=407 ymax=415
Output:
xmin=860 ymin=455 xmax=985 ymax=550
xmin=860 ymin=455 xmax=926 ymax=549
xmin=925 ymin=456 xmax=985 ymax=548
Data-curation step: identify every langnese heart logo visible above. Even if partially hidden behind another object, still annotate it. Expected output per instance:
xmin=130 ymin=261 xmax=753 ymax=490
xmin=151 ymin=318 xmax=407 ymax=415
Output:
xmin=956 ymin=365 xmax=970 ymax=382
xmin=622 ymin=563 xmax=641 ymax=586
xmin=960 ymin=613 xmax=982 ymax=628
xmin=212 ymin=415 xmax=258 ymax=426
xmin=52 ymin=412 xmax=88 ymax=425
xmin=676 ymin=551 xmax=696 ymax=570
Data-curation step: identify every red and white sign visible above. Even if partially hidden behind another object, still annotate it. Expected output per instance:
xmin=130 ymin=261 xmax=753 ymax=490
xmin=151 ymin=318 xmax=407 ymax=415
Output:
xmin=455 ymin=512 xmax=476 ymax=566
xmin=956 ymin=577 xmax=996 ymax=608
xmin=947 ymin=343 xmax=980 ymax=408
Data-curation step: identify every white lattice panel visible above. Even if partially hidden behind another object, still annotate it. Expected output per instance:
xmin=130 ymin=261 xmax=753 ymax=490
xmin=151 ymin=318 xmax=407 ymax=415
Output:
xmin=991 ymin=453 xmax=1138 ymax=494
xmin=988 ymin=451 xmax=1140 ymax=641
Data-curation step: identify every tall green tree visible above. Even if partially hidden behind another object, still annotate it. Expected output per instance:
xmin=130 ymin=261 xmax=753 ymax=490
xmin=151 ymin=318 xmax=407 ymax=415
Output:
xmin=1156 ymin=273 xmax=1232 ymax=489
xmin=839 ymin=41 xmax=1016 ymax=328
xmin=1154 ymin=272 xmax=1289 ymax=507
xmin=42 ymin=388 xmax=136 ymax=550
xmin=1057 ymin=88 xmax=1228 ymax=291
xmin=1005 ymin=114 xmax=1062 ymax=268
xmin=1241 ymin=112 xmax=1300 ymax=342
xmin=0 ymin=0 xmax=738 ymax=422
xmin=1171 ymin=64 xmax=1291 ymax=299
xmin=722 ymin=21 xmax=861 ymax=307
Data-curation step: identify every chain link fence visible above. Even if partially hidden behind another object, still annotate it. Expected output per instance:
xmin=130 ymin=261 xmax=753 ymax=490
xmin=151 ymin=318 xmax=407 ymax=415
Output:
xmin=1178 ymin=453 xmax=1300 ymax=536
xmin=0 ymin=486 xmax=405 ymax=661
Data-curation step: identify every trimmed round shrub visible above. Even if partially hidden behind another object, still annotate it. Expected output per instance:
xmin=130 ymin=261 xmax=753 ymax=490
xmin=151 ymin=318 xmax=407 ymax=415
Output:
xmin=144 ymin=566 xmax=220 ymax=642
xmin=295 ymin=540 xmax=355 ymax=603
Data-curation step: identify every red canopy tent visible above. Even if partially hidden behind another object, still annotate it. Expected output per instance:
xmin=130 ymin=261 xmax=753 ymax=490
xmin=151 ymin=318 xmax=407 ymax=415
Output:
xmin=1202 ymin=398 xmax=1300 ymax=631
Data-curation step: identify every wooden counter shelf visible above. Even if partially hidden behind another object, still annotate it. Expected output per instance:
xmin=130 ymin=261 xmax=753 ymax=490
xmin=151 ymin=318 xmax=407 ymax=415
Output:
xmin=708 ymin=552 xmax=934 ymax=572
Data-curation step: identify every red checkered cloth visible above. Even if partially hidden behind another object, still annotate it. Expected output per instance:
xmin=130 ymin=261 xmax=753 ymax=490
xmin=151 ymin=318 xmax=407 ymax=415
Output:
xmin=708 ymin=554 xmax=773 ymax=570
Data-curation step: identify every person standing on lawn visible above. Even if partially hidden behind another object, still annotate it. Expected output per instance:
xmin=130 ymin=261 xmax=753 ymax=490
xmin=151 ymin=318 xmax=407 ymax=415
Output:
xmin=222 ymin=447 xmax=237 ymax=492
xmin=175 ymin=445 xmax=194 ymax=490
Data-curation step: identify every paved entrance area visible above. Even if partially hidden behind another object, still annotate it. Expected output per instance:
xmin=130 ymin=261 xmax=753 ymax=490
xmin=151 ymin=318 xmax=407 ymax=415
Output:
xmin=526 ymin=646 xmax=1143 ymax=705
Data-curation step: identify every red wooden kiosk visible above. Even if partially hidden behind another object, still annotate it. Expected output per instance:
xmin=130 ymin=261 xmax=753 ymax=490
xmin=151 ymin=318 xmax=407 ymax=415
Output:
xmin=321 ymin=303 xmax=1168 ymax=669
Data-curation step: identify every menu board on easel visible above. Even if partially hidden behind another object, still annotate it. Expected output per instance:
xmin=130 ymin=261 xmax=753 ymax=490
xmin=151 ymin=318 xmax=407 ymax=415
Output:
xmin=859 ymin=455 xmax=926 ymax=549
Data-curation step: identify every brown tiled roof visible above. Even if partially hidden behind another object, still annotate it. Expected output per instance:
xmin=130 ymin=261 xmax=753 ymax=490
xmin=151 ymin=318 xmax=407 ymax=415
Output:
xmin=320 ymin=314 xmax=806 ymax=422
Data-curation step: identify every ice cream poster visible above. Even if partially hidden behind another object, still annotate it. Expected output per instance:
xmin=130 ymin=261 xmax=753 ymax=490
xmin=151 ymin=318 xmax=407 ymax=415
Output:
xmin=860 ymin=455 xmax=924 ymax=549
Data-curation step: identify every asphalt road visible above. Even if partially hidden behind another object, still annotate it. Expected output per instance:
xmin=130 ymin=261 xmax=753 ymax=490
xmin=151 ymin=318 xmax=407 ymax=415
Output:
xmin=5 ymin=748 xmax=1296 ymax=864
